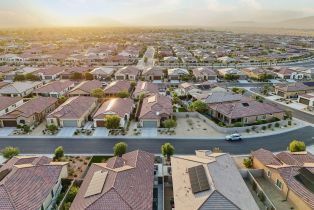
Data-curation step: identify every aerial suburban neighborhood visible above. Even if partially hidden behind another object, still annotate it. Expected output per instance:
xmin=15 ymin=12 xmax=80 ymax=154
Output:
xmin=0 ymin=0 xmax=314 ymax=210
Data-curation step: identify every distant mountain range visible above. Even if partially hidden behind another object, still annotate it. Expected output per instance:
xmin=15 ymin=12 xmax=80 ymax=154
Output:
xmin=228 ymin=16 xmax=314 ymax=29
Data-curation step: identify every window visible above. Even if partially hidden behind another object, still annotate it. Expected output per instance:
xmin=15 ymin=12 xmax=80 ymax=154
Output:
xmin=267 ymin=170 xmax=271 ymax=177
xmin=276 ymin=179 xmax=283 ymax=190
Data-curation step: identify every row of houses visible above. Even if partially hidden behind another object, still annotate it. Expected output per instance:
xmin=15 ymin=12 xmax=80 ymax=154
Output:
xmin=3 ymin=147 xmax=313 ymax=210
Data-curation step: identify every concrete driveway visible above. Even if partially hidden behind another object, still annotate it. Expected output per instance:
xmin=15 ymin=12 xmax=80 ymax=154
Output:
xmin=93 ymin=128 xmax=109 ymax=137
xmin=141 ymin=128 xmax=158 ymax=137
xmin=0 ymin=128 xmax=15 ymax=137
xmin=57 ymin=127 xmax=76 ymax=137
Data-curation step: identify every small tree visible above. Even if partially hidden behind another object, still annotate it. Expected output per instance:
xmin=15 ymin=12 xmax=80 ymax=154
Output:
xmin=113 ymin=142 xmax=127 ymax=157
xmin=58 ymin=96 xmax=68 ymax=104
xmin=189 ymin=100 xmax=208 ymax=113
xmin=130 ymin=81 xmax=136 ymax=89
xmin=22 ymin=125 xmax=31 ymax=133
xmin=70 ymin=72 xmax=83 ymax=80
xmin=243 ymin=157 xmax=253 ymax=168
xmin=13 ymin=74 xmax=25 ymax=81
xmin=289 ymin=140 xmax=306 ymax=152
xmin=105 ymin=115 xmax=121 ymax=129
xmin=47 ymin=124 xmax=58 ymax=133
xmin=161 ymin=143 xmax=175 ymax=161
xmin=67 ymin=185 xmax=79 ymax=202
xmin=84 ymin=72 xmax=94 ymax=80
xmin=163 ymin=119 xmax=177 ymax=129
xmin=54 ymin=146 xmax=64 ymax=161
xmin=144 ymin=57 xmax=148 ymax=63
xmin=117 ymin=91 xmax=130 ymax=98
xmin=25 ymin=73 xmax=40 ymax=81
xmin=1 ymin=146 xmax=20 ymax=159
xmin=91 ymin=88 xmax=104 ymax=98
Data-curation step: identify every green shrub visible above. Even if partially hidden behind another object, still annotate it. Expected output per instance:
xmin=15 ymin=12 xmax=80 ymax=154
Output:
xmin=1 ymin=146 xmax=20 ymax=159
xmin=233 ymin=122 xmax=243 ymax=127
xmin=289 ymin=140 xmax=306 ymax=152
xmin=262 ymin=126 xmax=266 ymax=130
xmin=243 ymin=157 xmax=253 ymax=168
xmin=288 ymin=120 xmax=292 ymax=126
xmin=258 ymin=192 xmax=266 ymax=203
xmin=274 ymin=122 xmax=280 ymax=128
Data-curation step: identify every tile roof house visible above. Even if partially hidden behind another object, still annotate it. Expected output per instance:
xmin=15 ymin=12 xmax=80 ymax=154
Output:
xmin=171 ymin=150 xmax=259 ymax=210
xmin=203 ymin=92 xmax=245 ymax=104
xmin=217 ymin=68 xmax=246 ymax=79
xmin=0 ymin=97 xmax=58 ymax=127
xmin=61 ymin=66 xmax=90 ymax=79
xmin=252 ymin=148 xmax=314 ymax=210
xmin=34 ymin=80 xmax=75 ymax=98
xmin=275 ymin=83 xmax=314 ymax=99
xmin=115 ymin=66 xmax=141 ymax=81
xmin=104 ymin=81 xmax=131 ymax=96
xmin=167 ymin=68 xmax=189 ymax=81
xmin=142 ymin=66 xmax=164 ymax=81
xmin=68 ymin=80 xmax=102 ymax=97
xmin=298 ymin=93 xmax=314 ymax=107
xmin=93 ymin=98 xmax=134 ymax=128
xmin=0 ymin=156 xmax=68 ymax=210
xmin=241 ymin=67 xmax=275 ymax=80
xmin=208 ymin=98 xmax=284 ymax=126
xmin=47 ymin=96 xmax=97 ymax=128
xmin=0 ymin=96 xmax=24 ymax=117
xmin=0 ymin=81 xmax=43 ymax=97
xmin=70 ymin=150 xmax=155 ymax=210
xmin=192 ymin=67 xmax=217 ymax=81
xmin=139 ymin=94 xmax=173 ymax=128
xmin=35 ymin=66 xmax=65 ymax=80
xmin=90 ymin=66 xmax=115 ymax=80
xmin=132 ymin=81 xmax=159 ymax=99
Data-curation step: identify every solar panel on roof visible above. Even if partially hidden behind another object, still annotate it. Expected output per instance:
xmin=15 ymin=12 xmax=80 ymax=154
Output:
xmin=188 ymin=165 xmax=210 ymax=194
xmin=84 ymin=170 xmax=108 ymax=197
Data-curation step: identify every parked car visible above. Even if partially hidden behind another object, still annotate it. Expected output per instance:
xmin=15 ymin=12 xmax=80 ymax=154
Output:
xmin=225 ymin=133 xmax=242 ymax=141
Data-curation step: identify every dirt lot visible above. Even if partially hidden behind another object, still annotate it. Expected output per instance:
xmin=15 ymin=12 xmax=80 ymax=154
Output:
xmin=174 ymin=117 xmax=224 ymax=137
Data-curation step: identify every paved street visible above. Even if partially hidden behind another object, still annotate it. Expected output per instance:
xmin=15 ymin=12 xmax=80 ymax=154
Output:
xmin=137 ymin=46 xmax=155 ymax=69
xmin=0 ymin=126 xmax=313 ymax=155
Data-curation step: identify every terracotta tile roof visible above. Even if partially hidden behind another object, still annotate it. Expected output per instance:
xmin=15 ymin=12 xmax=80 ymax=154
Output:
xmin=139 ymin=94 xmax=173 ymax=120
xmin=0 ymin=156 xmax=66 ymax=210
xmin=63 ymin=66 xmax=90 ymax=75
xmin=104 ymin=81 xmax=130 ymax=95
xmin=133 ymin=82 xmax=159 ymax=98
xmin=93 ymin=98 xmax=134 ymax=119
xmin=0 ymin=96 xmax=22 ymax=112
xmin=275 ymin=83 xmax=311 ymax=92
xmin=278 ymin=167 xmax=314 ymax=209
xmin=251 ymin=148 xmax=282 ymax=165
xmin=0 ymin=97 xmax=57 ymax=119
xmin=192 ymin=67 xmax=216 ymax=77
xmin=209 ymin=100 xmax=283 ymax=119
xmin=69 ymin=80 xmax=102 ymax=95
xmin=252 ymin=149 xmax=314 ymax=209
xmin=142 ymin=66 xmax=164 ymax=76
xmin=115 ymin=66 xmax=140 ymax=76
xmin=34 ymin=80 xmax=74 ymax=94
xmin=70 ymin=150 xmax=154 ymax=210
xmin=35 ymin=66 xmax=65 ymax=76
xmin=48 ymin=96 xmax=97 ymax=119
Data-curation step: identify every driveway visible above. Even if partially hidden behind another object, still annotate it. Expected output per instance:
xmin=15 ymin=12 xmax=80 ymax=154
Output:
xmin=0 ymin=128 xmax=15 ymax=137
xmin=141 ymin=128 xmax=158 ymax=137
xmin=57 ymin=127 xmax=76 ymax=137
xmin=93 ymin=128 xmax=109 ymax=137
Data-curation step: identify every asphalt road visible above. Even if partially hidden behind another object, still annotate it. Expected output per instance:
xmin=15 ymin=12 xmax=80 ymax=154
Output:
xmin=0 ymin=126 xmax=313 ymax=155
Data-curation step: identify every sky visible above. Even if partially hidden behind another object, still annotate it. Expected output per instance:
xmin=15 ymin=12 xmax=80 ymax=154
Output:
xmin=0 ymin=0 xmax=313 ymax=27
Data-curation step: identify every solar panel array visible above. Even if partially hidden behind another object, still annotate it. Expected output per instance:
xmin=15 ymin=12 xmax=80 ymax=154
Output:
xmin=188 ymin=165 xmax=210 ymax=194
xmin=84 ymin=170 xmax=108 ymax=197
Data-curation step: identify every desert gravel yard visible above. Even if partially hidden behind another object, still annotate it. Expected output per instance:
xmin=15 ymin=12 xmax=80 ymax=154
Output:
xmin=174 ymin=117 xmax=224 ymax=137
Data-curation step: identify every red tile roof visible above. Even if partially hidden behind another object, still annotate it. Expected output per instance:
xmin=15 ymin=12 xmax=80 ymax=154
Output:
xmin=70 ymin=150 xmax=154 ymax=210
xmin=139 ymin=94 xmax=173 ymax=120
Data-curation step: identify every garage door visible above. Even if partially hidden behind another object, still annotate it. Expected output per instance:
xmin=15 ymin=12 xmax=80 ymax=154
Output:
xmin=2 ymin=120 xmax=17 ymax=127
xmin=143 ymin=121 xmax=157 ymax=128
xmin=299 ymin=98 xmax=310 ymax=105
xmin=96 ymin=121 xmax=105 ymax=127
xmin=63 ymin=120 xmax=77 ymax=127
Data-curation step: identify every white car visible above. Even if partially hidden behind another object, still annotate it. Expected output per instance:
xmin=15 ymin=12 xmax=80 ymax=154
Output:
xmin=225 ymin=133 xmax=242 ymax=141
